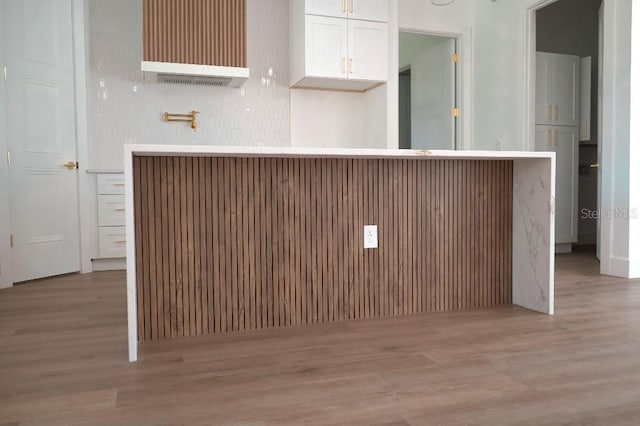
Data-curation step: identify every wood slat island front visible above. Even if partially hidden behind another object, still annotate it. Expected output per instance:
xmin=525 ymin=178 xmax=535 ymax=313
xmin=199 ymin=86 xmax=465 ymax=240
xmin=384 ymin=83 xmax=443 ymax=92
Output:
xmin=124 ymin=146 xmax=555 ymax=361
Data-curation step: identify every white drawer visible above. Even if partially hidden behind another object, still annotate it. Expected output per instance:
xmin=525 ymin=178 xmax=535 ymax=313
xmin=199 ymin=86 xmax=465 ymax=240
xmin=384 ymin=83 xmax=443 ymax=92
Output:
xmin=99 ymin=226 xmax=126 ymax=258
xmin=97 ymin=174 xmax=125 ymax=195
xmin=98 ymin=195 xmax=125 ymax=227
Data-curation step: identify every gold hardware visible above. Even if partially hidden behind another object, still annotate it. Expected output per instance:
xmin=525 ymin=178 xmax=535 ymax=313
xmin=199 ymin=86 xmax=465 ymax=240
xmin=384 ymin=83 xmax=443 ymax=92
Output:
xmin=116 ymin=240 xmax=126 ymax=244
xmin=10 ymin=234 xmax=13 ymax=248
xmin=6 ymin=151 xmax=10 ymax=165
xmin=452 ymin=53 xmax=459 ymax=63
xmin=113 ymin=183 xmax=125 ymax=186
xmin=590 ymin=163 xmax=601 ymax=169
xmin=349 ymin=58 xmax=354 ymax=74
xmin=452 ymin=108 xmax=459 ymax=118
xmin=62 ymin=161 xmax=78 ymax=170
xmin=349 ymin=0 xmax=354 ymax=13
xmin=553 ymin=105 xmax=558 ymax=121
xmin=547 ymin=105 xmax=552 ymax=121
xmin=342 ymin=0 xmax=347 ymax=13
xmin=2 ymin=66 xmax=6 ymax=81
xmin=165 ymin=110 xmax=200 ymax=131
xmin=114 ymin=208 xmax=126 ymax=211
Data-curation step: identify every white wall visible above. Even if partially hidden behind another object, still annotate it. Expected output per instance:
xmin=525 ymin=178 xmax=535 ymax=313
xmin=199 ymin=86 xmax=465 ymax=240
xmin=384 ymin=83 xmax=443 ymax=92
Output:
xmin=0 ymin=2 xmax=12 ymax=289
xmin=87 ymin=0 xmax=290 ymax=171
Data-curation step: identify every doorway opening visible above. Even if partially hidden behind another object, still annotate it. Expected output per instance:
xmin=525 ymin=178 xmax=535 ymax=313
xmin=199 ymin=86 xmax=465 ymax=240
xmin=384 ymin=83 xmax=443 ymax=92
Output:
xmin=398 ymin=32 xmax=458 ymax=150
xmin=531 ymin=0 xmax=602 ymax=258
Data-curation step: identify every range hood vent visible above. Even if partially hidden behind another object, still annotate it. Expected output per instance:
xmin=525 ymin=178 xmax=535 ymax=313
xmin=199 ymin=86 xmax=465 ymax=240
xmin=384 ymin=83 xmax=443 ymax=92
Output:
xmin=142 ymin=61 xmax=249 ymax=88
xmin=158 ymin=74 xmax=231 ymax=87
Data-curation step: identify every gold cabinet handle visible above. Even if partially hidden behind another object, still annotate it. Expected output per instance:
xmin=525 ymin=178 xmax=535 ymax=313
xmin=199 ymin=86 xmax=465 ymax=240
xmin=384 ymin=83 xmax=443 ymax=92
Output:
xmin=342 ymin=0 xmax=347 ymax=13
xmin=62 ymin=161 xmax=78 ymax=170
xmin=114 ymin=207 xmax=126 ymax=212
xmin=553 ymin=105 xmax=558 ymax=121
xmin=590 ymin=163 xmax=600 ymax=169
xmin=349 ymin=58 xmax=354 ymax=74
xmin=547 ymin=105 xmax=552 ymax=121
xmin=350 ymin=0 xmax=354 ymax=13
xmin=116 ymin=240 xmax=126 ymax=244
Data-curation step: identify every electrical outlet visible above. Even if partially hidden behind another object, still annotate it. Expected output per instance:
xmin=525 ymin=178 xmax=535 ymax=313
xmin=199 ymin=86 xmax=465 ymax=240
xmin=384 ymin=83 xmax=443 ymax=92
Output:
xmin=364 ymin=225 xmax=378 ymax=249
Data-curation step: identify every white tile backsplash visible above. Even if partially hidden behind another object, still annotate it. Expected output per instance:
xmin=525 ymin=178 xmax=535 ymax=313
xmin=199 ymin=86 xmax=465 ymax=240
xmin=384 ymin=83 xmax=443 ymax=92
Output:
xmin=88 ymin=0 xmax=290 ymax=170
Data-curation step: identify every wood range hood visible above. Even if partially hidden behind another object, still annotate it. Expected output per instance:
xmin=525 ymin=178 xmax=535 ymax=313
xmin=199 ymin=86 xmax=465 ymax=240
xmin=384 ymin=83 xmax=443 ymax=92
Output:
xmin=141 ymin=0 xmax=249 ymax=88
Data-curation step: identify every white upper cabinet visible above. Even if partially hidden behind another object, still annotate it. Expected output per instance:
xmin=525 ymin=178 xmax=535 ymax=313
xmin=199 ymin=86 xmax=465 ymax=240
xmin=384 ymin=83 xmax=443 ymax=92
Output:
xmin=536 ymin=52 xmax=580 ymax=126
xmin=347 ymin=19 xmax=388 ymax=81
xmin=291 ymin=0 xmax=389 ymax=91
xmin=305 ymin=0 xmax=347 ymax=19
xmin=349 ymin=0 xmax=389 ymax=22
xmin=305 ymin=15 xmax=348 ymax=79
xmin=305 ymin=0 xmax=388 ymax=22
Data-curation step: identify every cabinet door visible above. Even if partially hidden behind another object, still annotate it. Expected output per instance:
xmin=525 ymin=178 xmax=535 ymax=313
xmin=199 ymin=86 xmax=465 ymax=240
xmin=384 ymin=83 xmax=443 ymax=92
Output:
xmin=347 ymin=20 xmax=388 ymax=81
xmin=554 ymin=126 xmax=579 ymax=243
xmin=534 ymin=125 xmax=554 ymax=151
xmin=305 ymin=15 xmax=348 ymax=79
xmin=551 ymin=54 xmax=580 ymax=126
xmin=305 ymin=0 xmax=347 ymax=18
xmin=535 ymin=126 xmax=579 ymax=244
xmin=580 ymin=56 xmax=592 ymax=141
xmin=349 ymin=0 xmax=388 ymax=22
xmin=535 ymin=52 xmax=553 ymax=125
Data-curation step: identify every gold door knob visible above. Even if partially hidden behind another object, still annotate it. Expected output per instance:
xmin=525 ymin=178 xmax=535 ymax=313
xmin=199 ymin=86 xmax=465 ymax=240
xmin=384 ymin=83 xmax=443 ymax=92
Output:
xmin=590 ymin=163 xmax=600 ymax=169
xmin=62 ymin=161 xmax=78 ymax=170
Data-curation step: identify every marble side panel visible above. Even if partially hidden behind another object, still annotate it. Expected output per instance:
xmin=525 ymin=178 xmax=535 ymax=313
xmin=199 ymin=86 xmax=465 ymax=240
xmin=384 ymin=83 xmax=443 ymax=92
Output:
xmin=513 ymin=157 xmax=555 ymax=314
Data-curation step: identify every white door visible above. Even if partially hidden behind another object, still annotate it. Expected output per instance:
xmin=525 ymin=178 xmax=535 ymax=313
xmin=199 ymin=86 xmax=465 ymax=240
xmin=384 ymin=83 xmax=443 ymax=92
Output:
xmin=596 ymin=2 xmax=604 ymax=260
xmin=410 ymin=38 xmax=456 ymax=150
xmin=306 ymin=15 xmax=348 ymax=79
xmin=3 ymin=0 xmax=80 ymax=283
xmin=305 ymin=0 xmax=347 ymax=18
xmin=350 ymin=0 xmax=388 ymax=22
xmin=347 ymin=19 xmax=388 ymax=81
xmin=551 ymin=54 xmax=580 ymax=126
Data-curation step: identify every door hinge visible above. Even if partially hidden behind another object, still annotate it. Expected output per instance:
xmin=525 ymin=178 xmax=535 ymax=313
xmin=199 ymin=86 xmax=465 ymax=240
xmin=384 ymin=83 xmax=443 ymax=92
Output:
xmin=10 ymin=234 xmax=14 ymax=248
xmin=6 ymin=151 xmax=10 ymax=165
xmin=2 ymin=66 xmax=7 ymax=81
xmin=452 ymin=53 xmax=459 ymax=63
xmin=452 ymin=108 xmax=459 ymax=117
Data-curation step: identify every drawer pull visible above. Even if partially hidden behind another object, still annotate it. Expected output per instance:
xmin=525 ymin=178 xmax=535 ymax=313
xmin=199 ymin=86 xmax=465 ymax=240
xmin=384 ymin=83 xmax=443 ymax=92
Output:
xmin=114 ymin=208 xmax=125 ymax=211
xmin=113 ymin=183 xmax=125 ymax=186
xmin=116 ymin=240 xmax=126 ymax=244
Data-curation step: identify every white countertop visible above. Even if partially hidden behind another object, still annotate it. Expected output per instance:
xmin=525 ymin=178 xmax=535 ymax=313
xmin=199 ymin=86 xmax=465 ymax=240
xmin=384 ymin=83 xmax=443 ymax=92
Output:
xmin=124 ymin=144 xmax=555 ymax=161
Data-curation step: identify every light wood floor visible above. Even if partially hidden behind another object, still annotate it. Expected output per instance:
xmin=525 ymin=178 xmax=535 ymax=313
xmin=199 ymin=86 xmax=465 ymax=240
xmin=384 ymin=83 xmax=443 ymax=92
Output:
xmin=2 ymin=249 xmax=640 ymax=425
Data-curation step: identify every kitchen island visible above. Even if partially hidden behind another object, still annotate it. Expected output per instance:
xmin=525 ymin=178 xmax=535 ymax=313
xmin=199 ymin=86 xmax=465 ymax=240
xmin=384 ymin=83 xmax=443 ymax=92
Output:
xmin=124 ymin=146 xmax=555 ymax=362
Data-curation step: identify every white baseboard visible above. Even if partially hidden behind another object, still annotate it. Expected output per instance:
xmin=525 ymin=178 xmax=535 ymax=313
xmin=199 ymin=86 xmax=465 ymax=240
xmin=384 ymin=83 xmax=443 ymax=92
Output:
xmin=92 ymin=258 xmax=126 ymax=272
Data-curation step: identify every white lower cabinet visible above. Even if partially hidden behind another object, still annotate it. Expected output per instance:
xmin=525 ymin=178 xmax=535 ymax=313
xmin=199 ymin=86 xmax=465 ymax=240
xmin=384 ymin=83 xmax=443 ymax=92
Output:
xmin=97 ymin=174 xmax=126 ymax=258
xmin=535 ymin=125 xmax=579 ymax=244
